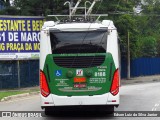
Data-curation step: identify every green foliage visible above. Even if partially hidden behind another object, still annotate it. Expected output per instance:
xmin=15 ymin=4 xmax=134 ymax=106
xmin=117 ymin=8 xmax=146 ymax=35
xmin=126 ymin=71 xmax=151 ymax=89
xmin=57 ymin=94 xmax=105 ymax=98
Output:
xmin=157 ymin=40 xmax=160 ymax=57
xmin=142 ymin=0 xmax=160 ymax=14
xmin=116 ymin=15 xmax=137 ymax=35
xmin=6 ymin=0 xmax=56 ymax=16
xmin=142 ymin=37 xmax=157 ymax=57
xmin=0 ymin=6 xmax=19 ymax=15
xmin=136 ymin=36 xmax=157 ymax=57
xmin=1 ymin=0 xmax=10 ymax=6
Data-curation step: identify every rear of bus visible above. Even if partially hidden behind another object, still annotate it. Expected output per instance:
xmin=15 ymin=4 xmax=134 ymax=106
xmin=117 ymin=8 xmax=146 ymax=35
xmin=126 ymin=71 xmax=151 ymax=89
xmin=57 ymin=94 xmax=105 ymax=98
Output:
xmin=40 ymin=21 xmax=120 ymax=115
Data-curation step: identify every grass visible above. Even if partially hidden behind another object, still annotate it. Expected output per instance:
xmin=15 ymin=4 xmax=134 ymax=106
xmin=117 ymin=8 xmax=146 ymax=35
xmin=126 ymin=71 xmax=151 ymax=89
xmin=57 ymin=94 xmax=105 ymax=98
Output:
xmin=0 ymin=87 xmax=40 ymax=100
xmin=0 ymin=91 xmax=28 ymax=100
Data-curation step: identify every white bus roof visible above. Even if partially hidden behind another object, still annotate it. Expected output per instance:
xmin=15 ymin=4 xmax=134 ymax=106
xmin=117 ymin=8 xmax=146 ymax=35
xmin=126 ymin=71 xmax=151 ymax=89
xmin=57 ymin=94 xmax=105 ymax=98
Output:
xmin=42 ymin=20 xmax=116 ymax=30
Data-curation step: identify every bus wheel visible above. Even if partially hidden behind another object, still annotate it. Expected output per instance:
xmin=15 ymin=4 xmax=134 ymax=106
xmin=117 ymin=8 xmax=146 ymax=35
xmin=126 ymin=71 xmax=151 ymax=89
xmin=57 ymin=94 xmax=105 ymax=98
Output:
xmin=45 ymin=107 xmax=53 ymax=116
xmin=100 ymin=105 xmax=114 ymax=114
xmin=106 ymin=106 xmax=114 ymax=114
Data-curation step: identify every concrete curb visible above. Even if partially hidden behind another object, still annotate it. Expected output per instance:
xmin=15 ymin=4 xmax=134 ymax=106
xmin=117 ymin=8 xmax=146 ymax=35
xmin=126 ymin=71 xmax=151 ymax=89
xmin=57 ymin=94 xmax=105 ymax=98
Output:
xmin=121 ymin=75 xmax=160 ymax=85
xmin=0 ymin=91 xmax=40 ymax=102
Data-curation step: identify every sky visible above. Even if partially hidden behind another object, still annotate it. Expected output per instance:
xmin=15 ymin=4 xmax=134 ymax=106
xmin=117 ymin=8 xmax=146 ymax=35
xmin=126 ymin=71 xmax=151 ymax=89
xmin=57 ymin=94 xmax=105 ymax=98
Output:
xmin=10 ymin=0 xmax=14 ymax=6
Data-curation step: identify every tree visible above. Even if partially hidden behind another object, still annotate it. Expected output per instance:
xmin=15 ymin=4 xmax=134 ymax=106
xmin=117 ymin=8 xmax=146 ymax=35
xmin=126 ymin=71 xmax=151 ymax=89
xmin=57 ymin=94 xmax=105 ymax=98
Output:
xmin=0 ymin=0 xmax=19 ymax=15
xmin=2 ymin=0 xmax=10 ymax=6
xmin=142 ymin=0 xmax=160 ymax=14
xmin=139 ymin=36 xmax=157 ymax=57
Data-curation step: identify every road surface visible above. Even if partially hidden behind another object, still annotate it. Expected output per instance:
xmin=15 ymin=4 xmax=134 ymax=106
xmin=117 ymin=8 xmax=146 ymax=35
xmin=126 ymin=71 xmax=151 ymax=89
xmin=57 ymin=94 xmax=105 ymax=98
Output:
xmin=0 ymin=82 xmax=160 ymax=119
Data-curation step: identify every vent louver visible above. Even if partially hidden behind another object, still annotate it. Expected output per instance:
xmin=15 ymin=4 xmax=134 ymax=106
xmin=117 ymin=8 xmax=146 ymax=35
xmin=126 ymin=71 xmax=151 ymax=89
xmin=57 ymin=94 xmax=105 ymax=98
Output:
xmin=53 ymin=56 xmax=105 ymax=68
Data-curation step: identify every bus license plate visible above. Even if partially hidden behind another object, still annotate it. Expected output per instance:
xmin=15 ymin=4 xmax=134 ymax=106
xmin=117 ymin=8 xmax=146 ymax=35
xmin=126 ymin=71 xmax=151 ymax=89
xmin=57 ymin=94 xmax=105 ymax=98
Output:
xmin=74 ymin=77 xmax=86 ymax=83
xmin=74 ymin=83 xmax=86 ymax=88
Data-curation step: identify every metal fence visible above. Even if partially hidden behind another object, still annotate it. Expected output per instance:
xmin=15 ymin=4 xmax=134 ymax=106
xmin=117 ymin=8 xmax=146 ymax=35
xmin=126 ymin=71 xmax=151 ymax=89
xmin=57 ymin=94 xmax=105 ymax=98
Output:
xmin=0 ymin=58 xmax=160 ymax=89
xmin=121 ymin=57 xmax=160 ymax=78
xmin=0 ymin=60 xmax=39 ymax=89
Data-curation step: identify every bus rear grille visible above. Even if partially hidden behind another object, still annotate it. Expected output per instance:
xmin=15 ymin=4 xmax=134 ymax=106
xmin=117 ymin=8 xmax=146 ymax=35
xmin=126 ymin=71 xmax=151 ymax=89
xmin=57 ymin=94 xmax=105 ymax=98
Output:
xmin=53 ymin=56 xmax=105 ymax=68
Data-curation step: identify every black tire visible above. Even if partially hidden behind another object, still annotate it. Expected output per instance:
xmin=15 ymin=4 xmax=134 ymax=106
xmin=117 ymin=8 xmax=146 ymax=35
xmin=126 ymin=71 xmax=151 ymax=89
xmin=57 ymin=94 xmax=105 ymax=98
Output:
xmin=45 ymin=107 xmax=53 ymax=116
xmin=105 ymin=106 xmax=114 ymax=114
xmin=45 ymin=107 xmax=61 ymax=116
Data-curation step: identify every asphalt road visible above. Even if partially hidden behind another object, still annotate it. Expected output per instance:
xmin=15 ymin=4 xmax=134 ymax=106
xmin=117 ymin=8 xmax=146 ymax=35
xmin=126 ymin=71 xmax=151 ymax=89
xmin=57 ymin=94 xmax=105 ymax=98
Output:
xmin=0 ymin=82 xmax=160 ymax=120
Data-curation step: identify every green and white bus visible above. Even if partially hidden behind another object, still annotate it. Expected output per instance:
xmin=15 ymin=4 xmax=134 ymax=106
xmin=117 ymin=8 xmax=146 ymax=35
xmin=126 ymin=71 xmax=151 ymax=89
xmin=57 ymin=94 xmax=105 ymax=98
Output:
xmin=40 ymin=0 xmax=120 ymax=115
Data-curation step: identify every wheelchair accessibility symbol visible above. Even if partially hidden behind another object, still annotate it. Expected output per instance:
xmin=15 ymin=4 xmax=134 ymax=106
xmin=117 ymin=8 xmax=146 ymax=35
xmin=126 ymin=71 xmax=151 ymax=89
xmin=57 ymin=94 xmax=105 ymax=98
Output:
xmin=55 ymin=70 xmax=62 ymax=77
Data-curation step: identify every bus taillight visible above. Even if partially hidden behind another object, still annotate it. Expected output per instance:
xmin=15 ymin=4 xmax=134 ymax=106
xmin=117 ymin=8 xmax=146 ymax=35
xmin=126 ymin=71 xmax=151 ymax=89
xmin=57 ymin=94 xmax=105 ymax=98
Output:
xmin=40 ymin=70 xmax=50 ymax=97
xmin=110 ymin=69 xmax=119 ymax=96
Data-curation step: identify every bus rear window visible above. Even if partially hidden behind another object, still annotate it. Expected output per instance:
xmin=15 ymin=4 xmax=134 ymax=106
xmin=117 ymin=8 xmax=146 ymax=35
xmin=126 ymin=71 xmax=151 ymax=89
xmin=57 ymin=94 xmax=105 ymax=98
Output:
xmin=50 ymin=30 xmax=107 ymax=54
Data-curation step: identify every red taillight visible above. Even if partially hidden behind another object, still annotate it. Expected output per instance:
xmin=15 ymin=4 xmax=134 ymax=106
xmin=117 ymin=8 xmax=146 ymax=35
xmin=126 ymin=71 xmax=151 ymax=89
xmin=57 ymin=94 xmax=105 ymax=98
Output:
xmin=40 ymin=70 xmax=50 ymax=97
xmin=110 ymin=69 xmax=119 ymax=96
xmin=44 ymin=102 xmax=49 ymax=104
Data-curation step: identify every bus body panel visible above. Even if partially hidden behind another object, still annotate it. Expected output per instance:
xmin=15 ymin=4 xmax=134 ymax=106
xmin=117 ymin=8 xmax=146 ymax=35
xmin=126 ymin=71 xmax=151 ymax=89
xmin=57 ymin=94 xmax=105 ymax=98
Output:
xmin=40 ymin=30 xmax=51 ymax=70
xmin=107 ymin=29 xmax=119 ymax=69
xmin=41 ymin=93 xmax=119 ymax=107
xmin=43 ymin=53 xmax=116 ymax=96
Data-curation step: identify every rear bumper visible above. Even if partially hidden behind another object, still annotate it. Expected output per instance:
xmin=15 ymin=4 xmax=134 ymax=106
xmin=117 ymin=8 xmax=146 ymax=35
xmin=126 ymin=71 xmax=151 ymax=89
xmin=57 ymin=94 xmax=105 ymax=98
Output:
xmin=41 ymin=92 xmax=119 ymax=107
xmin=41 ymin=105 xmax=117 ymax=111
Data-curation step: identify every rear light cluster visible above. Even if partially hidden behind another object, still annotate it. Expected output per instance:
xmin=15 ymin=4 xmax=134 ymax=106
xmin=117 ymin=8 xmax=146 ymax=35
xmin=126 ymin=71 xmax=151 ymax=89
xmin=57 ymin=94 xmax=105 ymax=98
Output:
xmin=110 ymin=69 xmax=119 ymax=96
xmin=40 ymin=70 xmax=50 ymax=97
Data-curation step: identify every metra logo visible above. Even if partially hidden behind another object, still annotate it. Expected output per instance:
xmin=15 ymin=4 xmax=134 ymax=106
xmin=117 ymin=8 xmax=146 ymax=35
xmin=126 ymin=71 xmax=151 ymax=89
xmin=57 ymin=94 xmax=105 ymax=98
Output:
xmin=76 ymin=69 xmax=83 ymax=76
